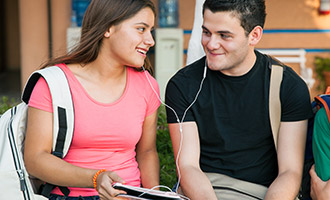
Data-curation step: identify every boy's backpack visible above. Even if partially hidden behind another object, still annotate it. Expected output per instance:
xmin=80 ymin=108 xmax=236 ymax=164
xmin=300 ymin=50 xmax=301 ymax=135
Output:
xmin=0 ymin=66 xmax=74 ymax=199
xmin=298 ymin=87 xmax=330 ymax=200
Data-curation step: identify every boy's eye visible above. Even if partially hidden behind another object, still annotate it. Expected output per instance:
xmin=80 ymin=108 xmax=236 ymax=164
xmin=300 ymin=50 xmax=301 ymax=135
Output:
xmin=220 ymin=34 xmax=230 ymax=39
xmin=202 ymin=30 xmax=210 ymax=36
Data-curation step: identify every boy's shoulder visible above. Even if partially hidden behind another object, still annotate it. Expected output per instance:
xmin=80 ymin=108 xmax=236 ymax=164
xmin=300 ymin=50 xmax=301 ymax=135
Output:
xmin=172 ymin=56 xmax=206 ymax=79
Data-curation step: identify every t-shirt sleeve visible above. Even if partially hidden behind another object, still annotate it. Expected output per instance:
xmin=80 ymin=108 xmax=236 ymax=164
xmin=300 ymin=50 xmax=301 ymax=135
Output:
xmin=165 ymin=80 xmax=180 ymax=123
xmin=281 ymin=67 xmax=313 ymax=121
xmin=28 ymin=77 xmax=53 ymax=113
xmin=165 ymin=76 xmax=195 ymax=124
xmin=145 ymin=73 xmax=161 ymax=116
xmin=313 ymin=107 xmax=330 ymax=181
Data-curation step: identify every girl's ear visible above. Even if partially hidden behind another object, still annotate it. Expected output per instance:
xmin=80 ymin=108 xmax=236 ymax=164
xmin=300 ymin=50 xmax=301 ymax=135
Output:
xmin=104 ymin=26 xmax=113 ymax=38
xmin=104 ymin=31 xmax=110 ymax=37
xmin=249 ymin=26 xmax=263 ymax=46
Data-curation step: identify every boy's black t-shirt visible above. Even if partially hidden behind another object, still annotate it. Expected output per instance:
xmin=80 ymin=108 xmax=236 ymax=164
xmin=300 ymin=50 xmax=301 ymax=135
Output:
xmin=165 ymin=50 xmax=313 ymax=187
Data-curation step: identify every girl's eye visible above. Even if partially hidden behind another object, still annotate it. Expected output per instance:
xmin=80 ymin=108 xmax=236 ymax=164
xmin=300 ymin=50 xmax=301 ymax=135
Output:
xmin=138 ymin=27 xmax=145 ymax=32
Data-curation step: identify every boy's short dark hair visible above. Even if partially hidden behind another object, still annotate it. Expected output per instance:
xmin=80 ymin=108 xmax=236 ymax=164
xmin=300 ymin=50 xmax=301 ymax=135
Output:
xmin=203 ymin=0 xmax=266 ymax=35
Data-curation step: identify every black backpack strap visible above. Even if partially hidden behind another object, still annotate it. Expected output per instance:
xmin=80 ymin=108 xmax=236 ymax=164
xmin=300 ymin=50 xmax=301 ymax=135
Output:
xmin=52 ymin=107 xmax=69 ymax=158
xmin=41 ymin=184 xmax=70 ymax=197
xmin=41 ymin=106 xmax=71 ymax=197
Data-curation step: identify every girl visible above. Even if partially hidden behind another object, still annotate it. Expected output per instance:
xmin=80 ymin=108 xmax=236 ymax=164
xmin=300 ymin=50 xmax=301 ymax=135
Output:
xmin=24 ymin=0 xmax=160 ymax=199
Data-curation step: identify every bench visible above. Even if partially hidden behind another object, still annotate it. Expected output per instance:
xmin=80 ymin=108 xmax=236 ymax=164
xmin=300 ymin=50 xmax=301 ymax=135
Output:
xmin=258 ymin=49 xmax=314 ymax=88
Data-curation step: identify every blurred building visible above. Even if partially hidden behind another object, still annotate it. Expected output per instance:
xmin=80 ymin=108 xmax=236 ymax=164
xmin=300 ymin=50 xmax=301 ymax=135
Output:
xmin=1 ymin=0 xmax=330 ymax=98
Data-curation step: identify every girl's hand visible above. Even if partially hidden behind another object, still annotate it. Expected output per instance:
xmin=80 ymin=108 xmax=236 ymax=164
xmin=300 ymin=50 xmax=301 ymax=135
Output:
xmin=96 ymin=170 xmax=127 ymax=200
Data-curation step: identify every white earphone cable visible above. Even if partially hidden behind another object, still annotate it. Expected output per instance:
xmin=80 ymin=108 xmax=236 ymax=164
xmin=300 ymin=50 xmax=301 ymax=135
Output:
xmin=142 ymin=62 xmax=207 ymax=198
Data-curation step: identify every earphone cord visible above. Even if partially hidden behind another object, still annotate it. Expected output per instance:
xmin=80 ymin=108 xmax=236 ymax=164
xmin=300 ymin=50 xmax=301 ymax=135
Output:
xmin=138 ymin=185 xmax=190 ymax=200
xmin=142 ymin=63 xmax=207 ymax=198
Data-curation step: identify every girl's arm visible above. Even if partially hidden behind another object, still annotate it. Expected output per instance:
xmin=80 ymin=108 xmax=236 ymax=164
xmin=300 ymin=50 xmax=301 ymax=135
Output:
xmin=24 ymin=107 xmax=125 ymax=199
xmin=135 ymin=110 xmax=160 ymax=189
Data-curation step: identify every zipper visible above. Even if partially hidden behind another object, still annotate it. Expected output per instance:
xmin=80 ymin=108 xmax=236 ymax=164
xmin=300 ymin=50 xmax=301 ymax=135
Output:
xmin=18 ymin=169 xmax=27 ymax=191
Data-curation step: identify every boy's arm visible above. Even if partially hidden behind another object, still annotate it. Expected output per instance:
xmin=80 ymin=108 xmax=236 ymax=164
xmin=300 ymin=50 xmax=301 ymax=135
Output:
xmin=169 ymin=122 xmax=217 ymax=200
xmin=265 ymin=120 xmax=308 ymax=199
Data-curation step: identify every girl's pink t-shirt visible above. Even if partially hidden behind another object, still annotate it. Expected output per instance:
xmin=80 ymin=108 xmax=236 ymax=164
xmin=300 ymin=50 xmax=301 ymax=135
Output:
xmin=28 ymin=64 xmax=160 ymax=196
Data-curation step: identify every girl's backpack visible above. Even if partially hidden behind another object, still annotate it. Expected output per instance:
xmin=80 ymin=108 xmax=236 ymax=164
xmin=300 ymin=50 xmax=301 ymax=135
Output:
xmin=0 ymin=66 xmax=74 ymax=199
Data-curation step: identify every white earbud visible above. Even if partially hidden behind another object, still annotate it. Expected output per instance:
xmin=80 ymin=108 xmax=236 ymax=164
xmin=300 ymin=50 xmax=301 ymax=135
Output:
xmin=203 ymin=62 xmax=207 ymax=78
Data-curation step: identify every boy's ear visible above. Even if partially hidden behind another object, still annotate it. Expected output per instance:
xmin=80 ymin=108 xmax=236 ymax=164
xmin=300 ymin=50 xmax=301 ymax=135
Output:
xmin=249 ymin=26 xmax=263 ymax=46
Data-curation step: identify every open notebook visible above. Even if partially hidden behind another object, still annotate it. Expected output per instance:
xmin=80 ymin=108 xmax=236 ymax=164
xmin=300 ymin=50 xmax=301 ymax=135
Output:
xmin=113 ymin=183 xmax=186 ymax=200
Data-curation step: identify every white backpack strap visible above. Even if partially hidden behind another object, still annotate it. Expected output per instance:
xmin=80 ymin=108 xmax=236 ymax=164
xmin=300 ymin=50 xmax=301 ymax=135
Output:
xmin=269 ymin=64 xmax=283 ymax=151
xmin=22 ymin=66 xmax=74 ymax=158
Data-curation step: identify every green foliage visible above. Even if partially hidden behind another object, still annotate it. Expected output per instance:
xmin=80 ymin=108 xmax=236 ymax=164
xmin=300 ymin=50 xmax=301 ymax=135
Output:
xmin=0 ymin=96 xmax=18 ymax=115
xmin=315 ymin=56 xmax=330 ymax=91
xmin=157 ymin=105 xmax=177 ymax=190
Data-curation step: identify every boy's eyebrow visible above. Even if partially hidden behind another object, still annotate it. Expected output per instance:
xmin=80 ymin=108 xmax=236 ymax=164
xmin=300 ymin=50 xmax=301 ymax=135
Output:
xmin=201 ymin=25 xmax=233 ymax=35
xmin=201 ymin=25 xmax=209 ymax=31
